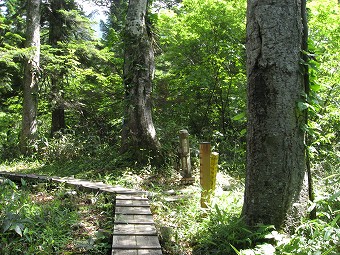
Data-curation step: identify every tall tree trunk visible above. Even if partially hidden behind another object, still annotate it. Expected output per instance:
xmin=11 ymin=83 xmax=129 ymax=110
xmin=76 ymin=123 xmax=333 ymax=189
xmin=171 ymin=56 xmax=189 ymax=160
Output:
xmin=242 ymin=0 xmax=308 ymax=230
xmin=49 ymin=0 xmax=66 ymax=136
xmin=20 ymin=0 xmax=40 ymax=155
xmin=121 ymin=0 xmax=162 ymax=164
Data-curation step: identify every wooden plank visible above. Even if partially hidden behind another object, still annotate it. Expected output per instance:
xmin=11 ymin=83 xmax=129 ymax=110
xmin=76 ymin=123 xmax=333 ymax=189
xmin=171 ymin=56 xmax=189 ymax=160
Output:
xmin=114 ymin=221 xmax=155 ymax=225
xmin=137 ymin=250 xmax=162 ymax=255
xmin=115 ymin=206 xmax=152 ymax=215
xmin=112 ymin=235 xmax=137 ymax=246
xmin=50 ymin=178 xmax=143 ymax=194
xmin=115 ymin=214 xmax=154 ymax=224
xmin=113 ymin=246 xmax=161 ymax=249
xmin=116 ymin=194 xmax=148 ymax=201
xmin=112 ymin=235 xmax=161 ymax=251
xmin=0 ymin=172 xmax=50 ymax=182
xmin=0 ymin=172 xmax=146 ymax=195
xmin=113 ymin=245 xmax=160 ymax=249
xmin=114 ymin=224 xmax=157 ymax=235
xmin=115 ymin=190 xmax=147 ymax=195
xmin=112 ymin=250 xmax=138 ymax=255
xmin=136 ymin=236 xmax=161 ymax=248
xmin=101 ymin=187 xmax=145 ymax=195
xmin=0 ymin=172 xmax=162 ymax=255
xmin=116 ymin=200 xmax=149 ymax=207
xmin=112 ymin=249 xmax=162 ymax=255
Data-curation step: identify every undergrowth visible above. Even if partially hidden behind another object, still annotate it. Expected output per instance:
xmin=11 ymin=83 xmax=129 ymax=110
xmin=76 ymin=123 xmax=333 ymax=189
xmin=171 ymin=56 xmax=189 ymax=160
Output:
xmin=0 ymin=178 xmax=114 ymax=254
xmin=0 ymin=148 xmax=338 ymax=255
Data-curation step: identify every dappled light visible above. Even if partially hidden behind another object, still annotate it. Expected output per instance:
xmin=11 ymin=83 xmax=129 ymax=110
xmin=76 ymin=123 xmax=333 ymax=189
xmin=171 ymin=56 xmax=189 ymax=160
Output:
xmin=0 ymin=0 xmax=339 ymax=254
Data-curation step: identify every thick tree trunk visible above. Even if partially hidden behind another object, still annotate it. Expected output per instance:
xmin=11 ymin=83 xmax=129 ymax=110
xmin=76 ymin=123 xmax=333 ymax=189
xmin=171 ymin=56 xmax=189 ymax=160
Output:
xmin=51 ymin=107 xmax=65 ymax=135
xmin=49 ymin=0 xmax=66 ymax=136
xmin=20 ymin=0 xmax=40 ymax=155
xmin=242 ymin=0 xmax=308 ymax=230
xmin=121 ymin=0 xmax=162 ymax=164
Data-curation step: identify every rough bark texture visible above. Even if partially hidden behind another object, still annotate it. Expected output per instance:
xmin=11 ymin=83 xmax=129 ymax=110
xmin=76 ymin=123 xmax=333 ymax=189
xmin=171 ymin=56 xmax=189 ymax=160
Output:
xmin=49 ymin=0 xmax=66 ymax=136
xmin=20 ymin=0 xmax=40 ymax=155
xmin=242 ymin=0 xmax=308 ymax=230
xmin=121 ymin=0 xmax=162 ymax=164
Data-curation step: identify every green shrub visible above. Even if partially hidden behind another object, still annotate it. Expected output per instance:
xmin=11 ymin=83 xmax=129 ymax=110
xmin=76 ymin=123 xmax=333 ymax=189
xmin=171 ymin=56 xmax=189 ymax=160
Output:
xmin=276 ymin=178 xmax=340 ymax=255
xmin=192 ymin=204 xmax=275 ymax=255
xmin=0 ymin=178 xmax=113 ymax=254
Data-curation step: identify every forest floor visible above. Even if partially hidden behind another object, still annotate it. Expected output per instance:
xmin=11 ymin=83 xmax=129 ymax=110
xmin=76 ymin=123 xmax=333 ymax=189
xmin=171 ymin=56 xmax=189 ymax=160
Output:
xmin=0 ymin=160 xmax=244 ymax=254
xmin=1 ymin=160 xmax=339 ymax=255
xmin=0 ymin=174 xmax=114 ymax=254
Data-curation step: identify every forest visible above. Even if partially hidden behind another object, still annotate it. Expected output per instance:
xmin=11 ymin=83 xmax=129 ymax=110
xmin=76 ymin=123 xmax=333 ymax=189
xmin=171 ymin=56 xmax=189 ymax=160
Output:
xmin=0 ymin=0 xmax=339 ymax=254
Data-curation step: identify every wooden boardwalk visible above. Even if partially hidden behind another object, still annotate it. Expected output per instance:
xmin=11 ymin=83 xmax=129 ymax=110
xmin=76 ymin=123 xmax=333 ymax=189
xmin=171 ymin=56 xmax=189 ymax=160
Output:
xmin=113 ymin=194 xmax=162 ymax=255
xmin=0 ymin=171 xmax=162 ymax=255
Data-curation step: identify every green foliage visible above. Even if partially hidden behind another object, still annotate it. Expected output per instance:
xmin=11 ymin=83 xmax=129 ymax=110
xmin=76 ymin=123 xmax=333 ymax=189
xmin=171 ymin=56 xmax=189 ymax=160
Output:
xmin=39 ymin=39 xmax=123 ymax=141
xmin=0 ymin=179 xmax=78 ymax=253
xmin=0 ymin=0 xmax=339 ymax=253
xmin=276 ymin=180 xmax=340 ymax=255
xmin=0 ymin=96 xmax=22 ymax=161
xmin=305 ymin=1 xmax=340 ymax=171
xmin=193 ymin=206 xmax=276 ymax=255
xmin=0 ymin=2 xmax=26 ymax=160
xmin=0 ymin=178 xmax=113 ymax=254
xmin=155 ymin=0 xmax=247 ymax=174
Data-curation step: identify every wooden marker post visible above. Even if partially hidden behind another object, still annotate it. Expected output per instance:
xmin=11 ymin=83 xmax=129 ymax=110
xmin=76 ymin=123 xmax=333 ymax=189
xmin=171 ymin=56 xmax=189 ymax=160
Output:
xmin=200 ymin=142 xmax=211 ymax=208
xmin=210 ymin=152 xmax=219 ymax=192
xmin=179 ymin=130 xmax=194 ymax=184
xmin=200 ymin=144 xmax=219 ymax=208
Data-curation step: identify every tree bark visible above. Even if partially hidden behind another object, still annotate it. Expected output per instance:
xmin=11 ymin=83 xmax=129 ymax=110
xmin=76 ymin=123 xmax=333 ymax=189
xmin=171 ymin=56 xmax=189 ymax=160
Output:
xmin=121 ymin=0 xmax=162 ymax=164
xmin=20 ymin=0 xmax=41 ymax=155
xmin=49 ymin=0 xmax=66 ymax=136
xmin=242 ymin=0 xmax=308 ymax=230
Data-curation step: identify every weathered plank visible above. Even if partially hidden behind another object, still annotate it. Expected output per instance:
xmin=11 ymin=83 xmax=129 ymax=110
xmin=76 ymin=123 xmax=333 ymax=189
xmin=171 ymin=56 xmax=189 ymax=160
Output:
xmin=115 ymin=206 xmax=152 ymax=215
xmin=112 ymin=235 xmax=160 ymax=247
xmin=115 ymin=214 xmax=155 ymax=224
xmin=116 ymin=194 xmax=148 ymax=201
xmin=0 ymin=171 xmax=145 ymax=195
xmin=0 ymin=171 xmax=162 ymax=255
xmin=114 ymin=224 xmax=157 ymax=235
xmin=112 ymin=249 xmax=162 ymax=255
xmin=112 ymin=235 xmax=162 ymax=255
xmin=116 ymin=199 xmax=150 ymax=207
xmin=113 ymin=191 xmax=162 ymax=254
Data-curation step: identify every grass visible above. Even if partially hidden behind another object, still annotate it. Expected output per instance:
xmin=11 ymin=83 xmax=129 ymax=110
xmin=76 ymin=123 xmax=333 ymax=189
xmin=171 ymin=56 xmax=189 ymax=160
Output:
xmin=0 ymin=156 xmax=339 ymax=255
xmin=0 ymin=178 xmax=114 ymax=255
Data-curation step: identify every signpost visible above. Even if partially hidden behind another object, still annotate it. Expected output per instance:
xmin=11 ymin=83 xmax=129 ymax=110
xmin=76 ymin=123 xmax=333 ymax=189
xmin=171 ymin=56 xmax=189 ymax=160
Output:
xmin=179 ymin=130 xmax=194 ymax=184
xmin=199 ymin=142 xmax=219 ymax=208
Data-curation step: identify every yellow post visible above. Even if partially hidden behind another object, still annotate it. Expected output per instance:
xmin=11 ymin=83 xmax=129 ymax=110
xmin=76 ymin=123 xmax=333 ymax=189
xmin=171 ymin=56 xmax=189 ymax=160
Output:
xmin=200 ymin=142 xmax=211 ymax=208
xmin=210 ymin=152 xmax=219 ymax=192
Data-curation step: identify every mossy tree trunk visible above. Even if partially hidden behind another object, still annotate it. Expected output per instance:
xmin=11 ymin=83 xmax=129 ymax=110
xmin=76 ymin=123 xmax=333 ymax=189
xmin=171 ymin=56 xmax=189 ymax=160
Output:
xmin=242 ymin=0 xmax=308 ymax=230
xmin=121 ymin=0 xmax=162 ymax=165
xmin=20 ymin=0 xmax=41 ymax=155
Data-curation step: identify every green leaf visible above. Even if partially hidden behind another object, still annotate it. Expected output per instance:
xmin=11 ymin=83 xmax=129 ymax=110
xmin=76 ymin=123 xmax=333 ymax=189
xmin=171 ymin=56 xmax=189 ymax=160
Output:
xmin=13 ymin=224 xmax=23 ymax=237
xmin=330 ymin=214 xmax=340 ymax=227
xmin=230 ymin=244 xmax=241 ymax=255
xmin=240 ymin=129 xmax=247 ymax=136
xmin=21 ymin=178 xmax=27 ymax=187
xmin=298 ymin=101 xmax=309 ymax=111
xmin=2 ymin=219 xmax=12 ymax=233
xmin=310 ymin=82 xmax=322 ymax=92
xmin=232 ymin=112 xmax=246 ymax=121
xmin=329 ymin=191 xmax=340 ymax=201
